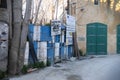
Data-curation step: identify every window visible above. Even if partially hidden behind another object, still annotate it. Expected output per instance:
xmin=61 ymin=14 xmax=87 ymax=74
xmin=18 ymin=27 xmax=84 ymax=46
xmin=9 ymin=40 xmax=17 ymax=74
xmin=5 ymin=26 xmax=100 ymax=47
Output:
xmin=0 ymin=0 xmax=7 ymax=8
xmin=94 ymin=0 xmax=99 ymax=5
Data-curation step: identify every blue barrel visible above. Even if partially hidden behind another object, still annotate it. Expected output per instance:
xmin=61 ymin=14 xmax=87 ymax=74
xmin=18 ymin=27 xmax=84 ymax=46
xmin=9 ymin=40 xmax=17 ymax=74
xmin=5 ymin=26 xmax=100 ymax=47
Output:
xmin=47 ymin=42 xmax=54 ymax=65
xmin=68 ymin=45 xmax=73 ymax=58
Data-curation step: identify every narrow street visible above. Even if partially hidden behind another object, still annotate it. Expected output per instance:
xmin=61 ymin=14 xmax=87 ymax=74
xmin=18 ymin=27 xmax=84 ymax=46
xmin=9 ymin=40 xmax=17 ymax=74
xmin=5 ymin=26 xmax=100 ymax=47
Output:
xmin=11 ymin=55 xmax=120 ymax=80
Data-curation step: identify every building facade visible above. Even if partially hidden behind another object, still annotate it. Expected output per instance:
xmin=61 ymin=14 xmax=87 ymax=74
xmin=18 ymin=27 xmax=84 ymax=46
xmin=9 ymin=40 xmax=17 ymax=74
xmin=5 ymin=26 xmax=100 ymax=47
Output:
xmin=69 ymin=0 xmax=120 ymax=55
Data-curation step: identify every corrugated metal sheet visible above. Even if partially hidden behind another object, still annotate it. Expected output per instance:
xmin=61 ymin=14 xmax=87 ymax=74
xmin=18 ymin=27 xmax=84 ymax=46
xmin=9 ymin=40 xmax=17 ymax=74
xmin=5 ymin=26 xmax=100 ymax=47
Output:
xmin=29 ymin=24 xmax=34 ymax=40
xmin=60 ymin=43 xmax=65 ymax=60
xmin=33 ymin=26 xmax=40 ymax=41
xmin=55 ymin=35 xmax=60 ymax=42
xmin=68 ymin=45 xmax=73 ymax=58
xmin=27 ymin=25 xmax=73 ymax=64
xmin=40 ymin=26 xmax=52 ymax=41
xmin=61 ymin=33 xmax=65 ymax=43
xmin=38 ymin=42 xmax=47 ymax=64
xmin=28 ymin=53 xmax=34 ymax=64
xmin=55 ymin=43 xmax=60 ymax=61
xmin=29 ymin=24 xmax=34 ymax=33
xmin=64 ymin=46 xmax=68 ymax=59
xmin=47 ymin=42 xmax=54 ymax=65
xmin=33 ymin=41 xmax=38 ymax=55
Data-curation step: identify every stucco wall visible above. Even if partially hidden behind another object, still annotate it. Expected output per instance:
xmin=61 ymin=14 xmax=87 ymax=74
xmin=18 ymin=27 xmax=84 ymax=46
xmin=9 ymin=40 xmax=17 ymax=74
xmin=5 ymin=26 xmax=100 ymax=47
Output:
xmin=0 ymin=0 xmax=12 ymax=71
xmin=73 ymin=0 xmax=120 ymax=54
xmin=0 ymin=22 xmax=8 ymax=71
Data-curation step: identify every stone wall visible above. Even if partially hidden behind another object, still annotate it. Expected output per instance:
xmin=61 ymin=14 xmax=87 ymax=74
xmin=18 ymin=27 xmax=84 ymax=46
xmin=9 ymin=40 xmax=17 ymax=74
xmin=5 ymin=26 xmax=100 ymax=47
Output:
xmin=0 ymin=0 xmax=12 ymax=71
xmin=70 ymin=0 xmax=120 ymax=54
xmin=0 ymin=22 xmax=8 ymax=71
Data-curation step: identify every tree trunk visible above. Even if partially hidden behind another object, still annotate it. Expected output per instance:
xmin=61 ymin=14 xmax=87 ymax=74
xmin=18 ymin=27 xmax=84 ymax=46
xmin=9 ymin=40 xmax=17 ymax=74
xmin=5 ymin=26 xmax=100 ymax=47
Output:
xmin=8 ymin=0 xmax=22 ymax=75
xmin=17 ymin=0 xmax=32 ymax=73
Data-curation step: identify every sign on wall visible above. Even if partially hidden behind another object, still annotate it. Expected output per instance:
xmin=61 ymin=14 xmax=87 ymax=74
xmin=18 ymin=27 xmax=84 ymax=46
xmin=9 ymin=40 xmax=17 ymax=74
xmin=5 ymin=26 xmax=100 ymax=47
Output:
xmin=66 ymin=15 xmax=76 ymax=27
xmin=51 ymin=20 xmax=61 ymax=36
xmin=66 ymin=15 xmax=76 ymax=45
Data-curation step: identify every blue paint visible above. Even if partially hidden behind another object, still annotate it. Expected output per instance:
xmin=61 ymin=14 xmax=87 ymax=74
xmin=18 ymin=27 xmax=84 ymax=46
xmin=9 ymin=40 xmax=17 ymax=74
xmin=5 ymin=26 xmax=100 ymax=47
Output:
xmin=29 ymin=33 xmax=33 ymax=40
xmin=61 ymin=24 xmax=66 ymax=30
xmin=29 ymin=24 xmax=34 ymax=33
xmin=28 ymin=53 xmax=34 ymax=64
xmin=40 ymin=26 xmax=52 ymax=41
xmin=55 ymin=35 xmax=60 ymax=42
xmin=68 ymin=45 xmax=73 ymax=58
xmin=47 ymin=42 xmax=54 ymax=65
xmin=28 ymin=24 xmax=34 ymax=40
xmin=60 ymin=43 xmax=65 ymax=59
xmin=33 ymin=41 xmax=38 ymax=55
xmin=28 ymin=41 xmax=38 ymax=64
xmin=27 ymin=25 xmax=68 ymax=64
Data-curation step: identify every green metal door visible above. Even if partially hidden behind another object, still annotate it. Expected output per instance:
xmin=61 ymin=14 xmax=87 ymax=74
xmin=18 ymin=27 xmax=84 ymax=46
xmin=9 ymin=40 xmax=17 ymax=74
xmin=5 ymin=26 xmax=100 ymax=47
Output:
xmin=87 ymin=23 xmax=107 ymax=55
xmin=87 ymin=24 xmax=97 ymax=55
xmin=117 ymin=25 xmax=120 ymax=54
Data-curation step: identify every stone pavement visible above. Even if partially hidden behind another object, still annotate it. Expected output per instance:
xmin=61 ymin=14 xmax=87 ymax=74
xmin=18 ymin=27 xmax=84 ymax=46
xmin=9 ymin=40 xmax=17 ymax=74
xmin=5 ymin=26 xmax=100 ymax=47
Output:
xmin=10 ymin=55 xmax=120 ymax=80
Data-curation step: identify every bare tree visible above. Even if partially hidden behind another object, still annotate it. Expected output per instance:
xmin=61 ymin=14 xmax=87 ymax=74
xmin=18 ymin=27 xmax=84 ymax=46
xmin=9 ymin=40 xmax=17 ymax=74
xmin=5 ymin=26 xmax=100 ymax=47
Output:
xmin=8 ymin=0 xmax=32 ymax=74
xmin=17 ymin=0 xmax=32 ymax=73
xmin=34 ymin=0 xmax=42 ymax=24
xmin=8 ymin=0 xmax=22 ymax=75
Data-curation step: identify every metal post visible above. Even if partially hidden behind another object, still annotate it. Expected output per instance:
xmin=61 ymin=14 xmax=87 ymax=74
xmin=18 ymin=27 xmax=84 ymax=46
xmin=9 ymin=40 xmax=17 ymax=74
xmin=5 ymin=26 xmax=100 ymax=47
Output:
xmin=51 ymin=35 xmax=55 ymax=66
xmin=56 ymin=0 xmax=59 ymax=20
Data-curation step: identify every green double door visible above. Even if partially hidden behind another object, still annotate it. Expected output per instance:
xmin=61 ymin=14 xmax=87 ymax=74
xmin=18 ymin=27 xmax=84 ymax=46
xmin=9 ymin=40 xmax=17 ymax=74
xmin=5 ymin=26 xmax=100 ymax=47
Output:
xmin=87 ymin=23 xmax=107 ymax=55
xmin=117 ymin=25 xmax=120 ymax=54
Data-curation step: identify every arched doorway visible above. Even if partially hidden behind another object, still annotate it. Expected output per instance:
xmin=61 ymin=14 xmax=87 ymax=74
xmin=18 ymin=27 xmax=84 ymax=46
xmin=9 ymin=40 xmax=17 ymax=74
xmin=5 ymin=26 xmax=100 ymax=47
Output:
xmin=87 ymin=23 xmax=107 ymax=55
xmin=117 ymin=25 xmax=120 ymax=54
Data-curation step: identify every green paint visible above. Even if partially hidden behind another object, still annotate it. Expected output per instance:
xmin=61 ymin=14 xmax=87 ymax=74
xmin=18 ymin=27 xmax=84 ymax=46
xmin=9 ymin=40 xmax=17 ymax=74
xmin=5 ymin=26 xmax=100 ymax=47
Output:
xmin=117 ymin=25 xmax=120 ymax=54
xmin=87 ymin=23 xmax=107 ymax=55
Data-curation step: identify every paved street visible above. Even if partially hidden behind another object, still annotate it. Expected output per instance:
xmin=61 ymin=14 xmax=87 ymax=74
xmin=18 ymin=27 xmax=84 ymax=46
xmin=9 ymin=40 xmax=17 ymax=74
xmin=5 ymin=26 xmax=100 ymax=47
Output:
xmin=11 ymin=55 xmax=120 ymax=80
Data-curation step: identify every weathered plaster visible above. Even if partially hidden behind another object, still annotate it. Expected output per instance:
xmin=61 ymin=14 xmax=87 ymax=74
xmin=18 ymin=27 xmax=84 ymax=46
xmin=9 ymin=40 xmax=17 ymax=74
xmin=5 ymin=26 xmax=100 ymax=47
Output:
xmin=71 ymin=0 xmax=120 ymax=54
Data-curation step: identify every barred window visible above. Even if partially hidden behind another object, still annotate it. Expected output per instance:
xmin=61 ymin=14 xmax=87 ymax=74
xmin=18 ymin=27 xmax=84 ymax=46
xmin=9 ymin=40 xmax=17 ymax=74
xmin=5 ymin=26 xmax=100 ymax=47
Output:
xmin=0 ymin=0 xmax=7 ymax=8
xmin=94 ymin=0 xmax=99 ymax=5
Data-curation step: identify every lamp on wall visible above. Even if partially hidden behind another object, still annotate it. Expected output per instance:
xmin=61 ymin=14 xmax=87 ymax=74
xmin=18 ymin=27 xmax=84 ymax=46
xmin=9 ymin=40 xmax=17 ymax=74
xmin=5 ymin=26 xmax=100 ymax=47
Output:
xmin=94 ymin=0 xmax=99 ymax=5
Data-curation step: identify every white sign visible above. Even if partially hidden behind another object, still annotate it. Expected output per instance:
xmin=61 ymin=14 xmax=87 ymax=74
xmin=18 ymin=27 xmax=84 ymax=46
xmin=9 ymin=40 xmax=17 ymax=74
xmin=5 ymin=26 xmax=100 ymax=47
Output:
xmin=51 ymin=20 xmax=61 ymax=36
xmin=66 ymin=15 xmax=76 ymax=45
xmin=66 ymin=25 xmax=75 ymax=32
xmin=66 ymin=15 xmax=76 ymax=27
